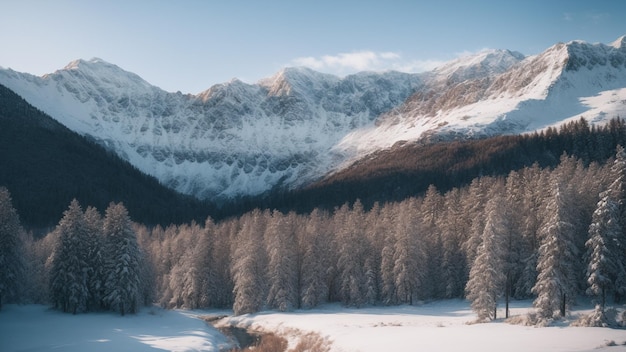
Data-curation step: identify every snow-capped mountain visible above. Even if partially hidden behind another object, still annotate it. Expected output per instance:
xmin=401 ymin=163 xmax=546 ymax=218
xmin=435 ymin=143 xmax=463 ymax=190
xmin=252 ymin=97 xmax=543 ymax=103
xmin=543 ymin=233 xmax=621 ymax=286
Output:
xmin=336 ymin=36 xmax=626 ymax=158
xmin=2 ymin=36 xmax=626 ymax=199
xmin=0 ymin=60 xmax=422 ymax=199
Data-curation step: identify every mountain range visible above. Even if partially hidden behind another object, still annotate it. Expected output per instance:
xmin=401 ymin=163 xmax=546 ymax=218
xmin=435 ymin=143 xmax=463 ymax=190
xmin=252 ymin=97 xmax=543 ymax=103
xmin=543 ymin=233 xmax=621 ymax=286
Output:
xmin=1 ymin=35 xmax=626 ymax=201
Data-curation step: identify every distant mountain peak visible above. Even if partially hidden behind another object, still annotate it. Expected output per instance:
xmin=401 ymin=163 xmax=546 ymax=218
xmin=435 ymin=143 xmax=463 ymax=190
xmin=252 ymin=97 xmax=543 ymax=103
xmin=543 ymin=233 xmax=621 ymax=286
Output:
xmin=63 ymin=57 xmax=118 ymax=71
xmin=431 ymin=48 xmax=525 ymax=84
xmin=610 ymin=34 xmax=626 ymax=49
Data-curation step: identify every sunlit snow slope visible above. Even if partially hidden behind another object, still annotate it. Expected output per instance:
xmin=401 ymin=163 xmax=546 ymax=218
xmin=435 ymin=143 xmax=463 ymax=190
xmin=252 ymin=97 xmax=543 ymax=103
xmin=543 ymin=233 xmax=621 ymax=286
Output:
xmin=336 ymin=36 xmax=626 ymax=159
xmin=1 ymin=36 xmax=625 ymax=199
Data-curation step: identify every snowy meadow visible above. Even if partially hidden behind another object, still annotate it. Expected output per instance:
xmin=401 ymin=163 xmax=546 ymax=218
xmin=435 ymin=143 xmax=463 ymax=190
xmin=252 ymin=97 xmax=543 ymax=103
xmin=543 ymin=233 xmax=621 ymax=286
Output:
xmin=2 ymin=300 xmax=625 ymax=352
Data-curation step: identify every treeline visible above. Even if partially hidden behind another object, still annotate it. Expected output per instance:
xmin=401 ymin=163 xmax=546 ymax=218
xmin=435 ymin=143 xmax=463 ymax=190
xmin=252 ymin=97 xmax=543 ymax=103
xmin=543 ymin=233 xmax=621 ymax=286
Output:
xmin=3 ymin=148 xmax=624 ymax=325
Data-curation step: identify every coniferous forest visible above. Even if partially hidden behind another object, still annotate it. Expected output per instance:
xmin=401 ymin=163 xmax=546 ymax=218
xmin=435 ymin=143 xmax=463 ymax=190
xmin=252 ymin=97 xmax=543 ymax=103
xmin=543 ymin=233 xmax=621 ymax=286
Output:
xmin=2 ymin=117 xmax=626 ymax=327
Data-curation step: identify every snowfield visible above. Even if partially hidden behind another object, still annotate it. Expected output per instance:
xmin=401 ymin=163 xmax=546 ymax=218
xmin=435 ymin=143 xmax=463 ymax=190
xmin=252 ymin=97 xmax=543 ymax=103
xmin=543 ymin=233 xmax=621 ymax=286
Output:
xmin=3 ymin=300 xmax=624 ymax=352
xmin=0 ymin=304 xmax=231 ymax=352
xmin=220 ymin=300 xmax=626 ymax=352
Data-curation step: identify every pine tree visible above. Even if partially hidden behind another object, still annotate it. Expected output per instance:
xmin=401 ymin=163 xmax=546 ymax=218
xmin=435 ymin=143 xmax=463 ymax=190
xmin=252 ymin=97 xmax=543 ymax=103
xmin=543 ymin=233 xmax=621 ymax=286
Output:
xmin=606 ymin=146 xmax=626 ymax=302
xmin=584 ymin=146 xmax=626 ymax=312
xmin=465 ymin=195 xmax=507 ymax=321
xmin=532 ymin=181 xmax=579 ymax=320
xmin=102 ymin=202 xmax=142 ymax=316
xmin=231 ymin=210 xmax=268 ymax=315
xmin=440 ymin=188 xmax=468 ymax=299
xmin=0 ymin=187 xmax=25 ymax=310
xmin=335 ymin=201 xmax=372 ymax=307
xmin=392 ymin=204 xmax=424 ymax=305
xmin=265 ymin=211 xmax=299 ymax=311
xmin=49 ymin=199 xmax=90 ymax=314
xmin=586 ymin=194 xmax=622 ymax=311
xmin=84 ymin=206 xmax=104 ymax=311
xmin=299 ymin=208 xmax=330 ymax=309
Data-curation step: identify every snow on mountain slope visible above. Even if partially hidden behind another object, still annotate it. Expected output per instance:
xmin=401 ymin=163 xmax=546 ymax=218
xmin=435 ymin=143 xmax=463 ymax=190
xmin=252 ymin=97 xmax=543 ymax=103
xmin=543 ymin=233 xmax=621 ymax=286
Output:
xmin=2 ymin=36 xmax=625 ymax=199
xmin=335 ymin=37 xmax=626 ymax=159
xmin=0 ymin=60 xmax=421 ymax=199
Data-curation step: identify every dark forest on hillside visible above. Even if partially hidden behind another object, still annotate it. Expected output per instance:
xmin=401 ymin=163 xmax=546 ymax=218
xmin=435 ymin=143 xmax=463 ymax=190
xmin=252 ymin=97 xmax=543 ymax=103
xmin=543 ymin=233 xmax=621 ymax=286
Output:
xmin=2 ymin=82 xmax=626 ymax=231
xmin=0 ymin=84 xmax=211 ymax=230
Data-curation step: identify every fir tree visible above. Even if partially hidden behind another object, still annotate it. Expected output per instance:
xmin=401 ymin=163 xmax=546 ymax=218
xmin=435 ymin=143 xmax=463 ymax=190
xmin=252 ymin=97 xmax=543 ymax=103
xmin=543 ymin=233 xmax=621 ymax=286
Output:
xmin=265 ymin=211 xmax=299 ymax=311
xmin=231 ymin=210 xmax=268 ymax=315
xmin=586 ymin=194 xmax=622 ymax=310
xmin=49 ymin=199 xmax=90 ymax=314
xmin=465 ymin=196 xmax=507 ymax=321
xmin=532 ymin=181 xmax=579 ymax=320
xmin=102 ymin=202 xmax=142 ymax=316
xmin=84 ymin=206 xmax=104 ymax=311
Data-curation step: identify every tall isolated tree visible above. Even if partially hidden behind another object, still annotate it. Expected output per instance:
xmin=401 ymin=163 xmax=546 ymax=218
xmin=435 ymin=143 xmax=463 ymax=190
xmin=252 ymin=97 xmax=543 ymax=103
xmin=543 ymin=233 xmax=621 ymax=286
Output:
xmin=532 ymin=181 xmax=579 ymax=320
xmin=102 ymin=202 xmax=142 ymax=316
xmin=465 ymin=195 xmax=507 ymax=321
xmin=49 ymin=199 xmax=90 ymax=314
xmin=0 ymin=187 xmax=25 ymax=310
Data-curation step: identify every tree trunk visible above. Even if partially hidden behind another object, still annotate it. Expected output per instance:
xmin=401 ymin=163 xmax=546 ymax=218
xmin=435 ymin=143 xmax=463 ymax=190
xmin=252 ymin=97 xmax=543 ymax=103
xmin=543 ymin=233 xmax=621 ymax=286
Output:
xmin=601 ymin=286 xmax=606 ymax=311
xmin=560 ymin=293 xmax=566 ymax=317
xmin=493 ymin=292 xmax=497 ymax=320
xmin=505 ymin=274 xmax=510 ymax=319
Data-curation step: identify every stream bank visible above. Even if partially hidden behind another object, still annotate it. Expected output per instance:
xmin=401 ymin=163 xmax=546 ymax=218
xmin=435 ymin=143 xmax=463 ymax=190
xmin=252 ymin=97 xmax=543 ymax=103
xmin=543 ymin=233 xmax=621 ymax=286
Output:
xmin=201 ymin=315 xmax=265 ymax=350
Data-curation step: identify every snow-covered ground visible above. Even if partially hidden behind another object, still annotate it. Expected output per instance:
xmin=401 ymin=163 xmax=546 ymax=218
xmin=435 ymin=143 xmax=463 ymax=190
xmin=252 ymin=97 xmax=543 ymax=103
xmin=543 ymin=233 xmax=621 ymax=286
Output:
xmin=0 ymin=304 xmax=230 ymax=352
xmin=221 ymin=300 xmax=626 ymax=352
xmin=2 ymin=300 xmax=625 ymax=352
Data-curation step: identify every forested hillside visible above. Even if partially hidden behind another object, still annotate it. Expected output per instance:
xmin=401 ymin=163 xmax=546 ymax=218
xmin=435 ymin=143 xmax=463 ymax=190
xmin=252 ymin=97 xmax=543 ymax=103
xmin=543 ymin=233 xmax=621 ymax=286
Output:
xmin=0 ymin=84 xmax=210 ymax=230
xmin=3 ymin=142 xmax=625 ymax=325
xmin=257 ymin=117 xmax=626 ymax=215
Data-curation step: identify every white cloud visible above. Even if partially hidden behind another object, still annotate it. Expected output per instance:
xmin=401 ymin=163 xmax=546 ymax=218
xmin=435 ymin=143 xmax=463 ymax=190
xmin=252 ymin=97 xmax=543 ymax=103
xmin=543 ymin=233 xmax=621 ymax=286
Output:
xmin=290 ymin=51 xmax=444 ymax=76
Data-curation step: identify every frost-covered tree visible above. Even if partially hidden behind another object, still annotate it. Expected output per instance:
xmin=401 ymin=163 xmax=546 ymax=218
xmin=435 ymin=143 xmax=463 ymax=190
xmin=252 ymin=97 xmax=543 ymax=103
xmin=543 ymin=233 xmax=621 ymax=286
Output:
xmin=335 ymin=201 xmax=373 ymax=307
xmin=49 ymin=199 xmax=90 ymax=314
xmin=83 ymin=206 xmax=104 ymax=311
xmin=0 ymin=187 xmax=25 ymax=310
xmin=380 ymin=227 xmax=397 ymax=305
xmin=586 ymin=194 xmax=623 ymax=310
xmin=532 ymin=181 xmax=579 ymax=320
xmin=514 ymin=165 xmax=550 ymax=298
xmin=392 ymin=203 xmax=424 ymax=304
xmin=465 ymin=195 xmax=507 ymax=321
xmin=102 ymin=202 xmax=142 ymax=316
xmin=584 ymin=146 xmax=626 ymax=310
xmin=194 ymin=218 xmax=218 ymax=308
xmin=265 ymin=211 xmax=299 ymax=311
xmin=420 ymin=186 xmax=445 ymax=299
xmin=440 ymin=188 xmax=468 ymax=299
xmin=231 ymin=209 xmax=268 ymax=315
xmin=299 ymin=208 xmax=330 ymax=309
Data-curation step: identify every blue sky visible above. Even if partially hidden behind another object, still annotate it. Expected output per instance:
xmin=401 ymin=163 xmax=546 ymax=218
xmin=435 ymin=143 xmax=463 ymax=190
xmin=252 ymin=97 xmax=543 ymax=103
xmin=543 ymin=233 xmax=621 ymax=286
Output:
xmin=1 ymin=0 xmax=625 ymax=93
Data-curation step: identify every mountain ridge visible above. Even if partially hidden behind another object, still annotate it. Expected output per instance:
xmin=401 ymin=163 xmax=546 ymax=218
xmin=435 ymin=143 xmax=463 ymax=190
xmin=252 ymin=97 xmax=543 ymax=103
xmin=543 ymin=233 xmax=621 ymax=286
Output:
xmin=1 ymin=35 xmax=626 ymax=200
